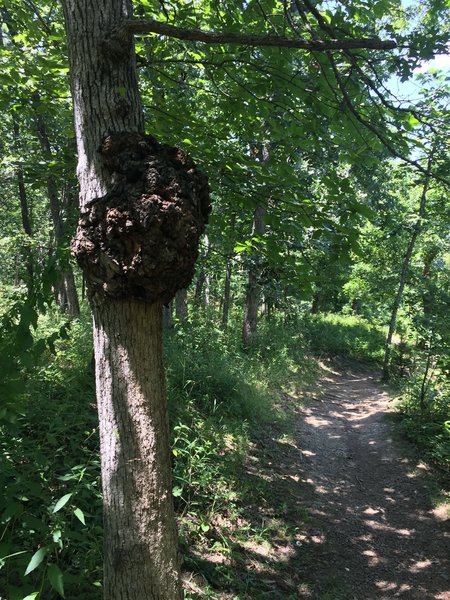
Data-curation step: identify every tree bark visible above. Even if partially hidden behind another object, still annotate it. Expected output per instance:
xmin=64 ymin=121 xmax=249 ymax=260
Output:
xmin=33 ymin=98 xmax=80 ymax=316
xmin=163 ymin=302 xmax=174 ymax=329
xmin=194 ymin=235 xmax=210 ymax=307
xmin=242 ymin=204 xmax=265 ymax=346
xmin=13 ymin=119 xmax=34 ymax=286
xmin=221 ymin=257 xmax=232 ymax=329
xmin=311 ymin=291 xmax=322 ymax=314
xmin=116 ymin=18 xmax=397 ymax=50
xmin=62 ymin=1 xmax=183 ymax=598
xmin=175 ymin=288 xmax=188 ymax=321
xmin=92 ymin=299 xmax=180 ymax=598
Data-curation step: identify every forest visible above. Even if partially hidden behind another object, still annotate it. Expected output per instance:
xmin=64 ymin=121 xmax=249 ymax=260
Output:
xmin=0 ymin=0 xmax=449 ymax=598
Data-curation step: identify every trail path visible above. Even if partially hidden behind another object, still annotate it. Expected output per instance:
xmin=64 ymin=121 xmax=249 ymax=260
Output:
xmin=241 ymin=359 xmax=450 ymax=599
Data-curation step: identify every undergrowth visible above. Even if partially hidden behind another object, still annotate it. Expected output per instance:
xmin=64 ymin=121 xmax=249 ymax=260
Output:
xmin=0 ymin=304 xmax=316 ymax=599
xmin=300 ymin=313 xmax=386 ymax=362
xmin=395 ymin=370 xmax=450 ymax=471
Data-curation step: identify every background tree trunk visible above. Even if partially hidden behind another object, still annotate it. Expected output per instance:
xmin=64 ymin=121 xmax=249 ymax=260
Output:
xmin=33 ymin=99 xmax=80 ymax=316
xmin=175 ymin=288 xmax=188 ymax=321
xmin=221 ymin=257 xmax=232 ymax=329
xmin=13 ymin=119 xmax=34 ymax=287
xmin=62 ymin=1 xmax=182 ymax=597
xmin=242 ymin=204 xmax=265 ymax=346
xmin=163 ymin=302 xmax=174 ymax=329
xmin=382 ymin=158 xmax=432 ymax=381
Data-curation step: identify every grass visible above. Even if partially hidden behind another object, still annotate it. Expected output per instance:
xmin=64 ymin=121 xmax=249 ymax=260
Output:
xmin=3 ymin=302 xmax=446 ymax=599
xmin=301 ymin=313 xmax=386 ymax=362
xmin=0 ymin=304 xmax=318 ymax=599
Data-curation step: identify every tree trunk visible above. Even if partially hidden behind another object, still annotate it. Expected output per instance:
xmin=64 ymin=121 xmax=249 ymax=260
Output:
xmin=92 ymin=299 xmax=180 ymax=598
xmin=194 ymin=269 xmax=206 ymax=304
xmin=62 ymin=1 xmax=193 ymax=597
xmin=13 ymin=119 xmax=34 ymax=286
xmin=311 ymin=291 xmax=322 ymax=314
xmin=221 ymin=257 xmax=232 ymax=329
xmin=194 ymin=235 xmax=210 ymax=307
xmin=163 ymin=302 xmax=174 ymax=329
xmin=33 ymin=98 xmax=80 ymax=316
xmin=242 ymin=204 xmax=265 ymax=346
xmin=382 ymin=157 xmax=432 ymax=381
xmin=175 ymin=288 xmax=188 ymax=321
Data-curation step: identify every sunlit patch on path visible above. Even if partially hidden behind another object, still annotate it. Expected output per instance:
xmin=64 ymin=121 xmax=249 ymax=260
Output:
xmin=289 ymin=359 xmax=450 ymax=599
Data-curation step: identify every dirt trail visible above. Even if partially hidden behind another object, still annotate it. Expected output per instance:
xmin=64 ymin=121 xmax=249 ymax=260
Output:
xmin=281 ymin=358 xmax=450 ymax=600
xmin=185 ymin=359 xmax=449 ymax=598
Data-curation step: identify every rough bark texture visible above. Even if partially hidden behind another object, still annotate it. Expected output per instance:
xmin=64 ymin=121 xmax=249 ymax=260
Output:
xmin=242 ymin=205 xmax=265 ymax=346
xmin=62 ymin=1 xmax=206 ymax=598
xmin=92 ymin=299 xmax=181 ymax=598
xmin=72 ymin=133 xmax=210 ymax=303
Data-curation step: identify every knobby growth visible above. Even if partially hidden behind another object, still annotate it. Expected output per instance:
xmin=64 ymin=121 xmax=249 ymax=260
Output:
xmin=72 ymin=132 xmax=211 ymax=303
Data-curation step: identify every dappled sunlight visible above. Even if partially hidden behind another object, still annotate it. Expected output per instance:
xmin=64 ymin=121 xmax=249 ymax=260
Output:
xmin=201 ymin=359 xmax=450 ymax=599
xmin=301 ymin=449 xmax=316 ymax=457
xmin=364 ymin=519 xmax=414 ymax=536
xmin=304 ymin=414 xmax=332 ymax=427
xmin=362 ymin=548 xmax=382 ymax=567
xmin=409 ymin=559 xmax=433 ymax=573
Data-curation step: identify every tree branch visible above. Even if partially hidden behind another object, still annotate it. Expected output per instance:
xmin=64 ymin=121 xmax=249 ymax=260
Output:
xmin=116 ymin=18 xmax=396 ymax=51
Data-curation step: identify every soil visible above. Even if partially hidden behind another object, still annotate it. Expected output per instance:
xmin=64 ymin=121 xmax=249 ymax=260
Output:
xmin=223 ymin=358 xmax=449 ymax=599
xmin=286 ymin=358 xmax=450 ymax=599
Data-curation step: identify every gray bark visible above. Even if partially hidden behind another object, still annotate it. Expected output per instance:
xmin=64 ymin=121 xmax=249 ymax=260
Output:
xmin=62 ymin=1 xmax=182 ymax=597
xmin=242 ymin=204 xmax=265 ymax=346
xmin=175 ymin=288 xmax=188 ymax=321
xmin=92 ymin=299 xmax=180 ymax=598
xmin=33 ymin=99 xmax=80 ymax=316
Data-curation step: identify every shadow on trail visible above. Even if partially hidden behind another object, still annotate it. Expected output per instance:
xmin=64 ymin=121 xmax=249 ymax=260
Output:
xmin=184 ymin=360 xmax=450 ymax=600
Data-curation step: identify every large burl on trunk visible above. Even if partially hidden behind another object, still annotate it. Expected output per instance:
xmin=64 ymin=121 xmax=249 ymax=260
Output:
xmin=73 ymin=132 xmax=210 ymax=303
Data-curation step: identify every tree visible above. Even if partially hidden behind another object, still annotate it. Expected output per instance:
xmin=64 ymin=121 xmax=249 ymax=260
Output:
xmin=382 ymin=154 xmax=433 ymax=380
xmin=62 ymin=1 xmax=209 ymax=598
xmin=53 ymin=0 xmax=448 ymax=597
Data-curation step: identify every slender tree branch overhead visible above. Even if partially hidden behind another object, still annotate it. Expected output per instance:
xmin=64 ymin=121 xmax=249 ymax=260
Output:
xmin=117 ymin=18 xmax=397 ymax=51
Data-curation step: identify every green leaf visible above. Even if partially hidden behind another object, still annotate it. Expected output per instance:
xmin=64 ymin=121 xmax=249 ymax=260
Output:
xmin=73 ymin=507 xmax=86 ymax=525
xmin=22 ymin=594 xmax=40 ymax=600
xmin=24 ymin=547 xmax=47 ymax=576
xmin=53 ymin=493 xmax=72 ymax=513
xmin=172 ymin=487 xmax=183 ymax=497
xmin=47 ymin=563 xmax=65 ymax=598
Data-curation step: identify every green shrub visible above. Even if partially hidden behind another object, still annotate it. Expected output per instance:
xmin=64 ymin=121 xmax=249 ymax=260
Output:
xmin=301 ymin=313 xmax=386 ymax=362
xmin=396 ymin=369 xmax=450 ymax=469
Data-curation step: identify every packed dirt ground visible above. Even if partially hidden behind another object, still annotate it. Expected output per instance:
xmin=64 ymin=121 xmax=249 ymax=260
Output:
xmin=185 ymin=359 xmax=450 ymax=599
xmin=283 ymin=359 xmax=450 ymax=599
